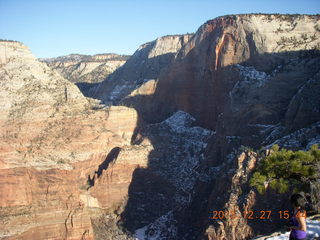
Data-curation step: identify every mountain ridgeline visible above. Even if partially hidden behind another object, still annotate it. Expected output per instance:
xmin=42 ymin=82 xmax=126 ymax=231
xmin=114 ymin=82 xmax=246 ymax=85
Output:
xmin=40 ymin=53 xmax=130 ymax=84
xmin=0 ymin=14 xmax=319 ymax=240
xmin=40 ymin=53 xmax=130 ymax=97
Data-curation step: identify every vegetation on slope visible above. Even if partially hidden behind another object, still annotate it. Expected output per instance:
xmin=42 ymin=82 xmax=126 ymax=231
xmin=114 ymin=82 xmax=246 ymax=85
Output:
xmin=250 ymin=144 xmax=320 ymax=211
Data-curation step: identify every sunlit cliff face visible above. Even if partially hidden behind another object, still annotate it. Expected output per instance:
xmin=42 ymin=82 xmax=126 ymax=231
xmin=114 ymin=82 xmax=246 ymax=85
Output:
xmin=0 ymin=40 xmax=142 ymax=239
xmin=0 ymin=13 xmax=320 ymax=240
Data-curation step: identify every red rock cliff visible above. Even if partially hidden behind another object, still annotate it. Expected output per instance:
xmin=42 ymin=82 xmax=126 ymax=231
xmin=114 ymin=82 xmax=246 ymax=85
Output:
xmin=0 ymin=40 xmax=147 ymax=239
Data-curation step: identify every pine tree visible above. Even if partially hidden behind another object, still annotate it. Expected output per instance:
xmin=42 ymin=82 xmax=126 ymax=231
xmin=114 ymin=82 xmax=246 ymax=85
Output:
xmin=250 ymin=144 xmax=320 ymax=194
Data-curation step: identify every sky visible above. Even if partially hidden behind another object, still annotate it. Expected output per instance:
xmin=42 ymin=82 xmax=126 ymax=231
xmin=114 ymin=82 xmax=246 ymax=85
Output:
xmin=0 ymin=0 xmax=319 ymax=58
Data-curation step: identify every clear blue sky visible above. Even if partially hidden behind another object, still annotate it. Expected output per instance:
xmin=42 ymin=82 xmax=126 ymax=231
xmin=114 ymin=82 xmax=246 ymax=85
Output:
xmin=0 ymin=0 xmax=319 ymax=58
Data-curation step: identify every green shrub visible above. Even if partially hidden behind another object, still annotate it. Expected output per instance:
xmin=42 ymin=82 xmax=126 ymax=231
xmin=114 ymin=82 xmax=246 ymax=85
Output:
xmin=250 ymin=144 xmax=320 ymax=194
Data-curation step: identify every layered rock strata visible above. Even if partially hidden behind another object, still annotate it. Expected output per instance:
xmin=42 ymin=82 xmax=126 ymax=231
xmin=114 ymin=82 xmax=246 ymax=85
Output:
xmin=143 ymin=14 xmax=320 ymax=132
xmin=0 ymin=41 xmax=140 ymax=240
xmin=91 ymin=34 xmax=193 ymax=104
xmin=1 ymin=13 xmax=320 ymax=240
xmin=112 ymin=14 xmax=320 ymax=239
xmin=40 ymin=53 xmax=129 ymax=98
xmin=40 ymin=53 xmax=129 ymax=84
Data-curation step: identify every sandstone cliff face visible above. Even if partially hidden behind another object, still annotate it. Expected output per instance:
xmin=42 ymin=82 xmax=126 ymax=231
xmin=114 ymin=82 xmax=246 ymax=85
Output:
xmin=107 ymin=14 xmax=319 ymax=240
xmin=143 ymin=14 xmax=320 ymax=132
xmin=0 ymin=40 xmax=213 ymax=240
xmin=0 ymin=41 xmax=143 ymax=240
xmin=91 ymin=34 xmax=193 ymax=104
xmin=40 ymin=53 xmax=129 ymax=84
xmin=40 ymin=53 xmax=129 ymax=98
xmin=1 ymin=14 xmax=320 ymax=240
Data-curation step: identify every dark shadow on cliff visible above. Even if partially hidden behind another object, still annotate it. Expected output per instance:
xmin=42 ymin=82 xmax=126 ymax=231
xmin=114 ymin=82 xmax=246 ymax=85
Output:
xmin=97 ymin=147 xmax=121 ymax=177
xmin=75 ymin=82 xmax=101 ymax=99
xmin=87 ymin=147 xmax=121 ymax=188
xmin=90 ymin=52 xmax=179 ymax=103
xmin=116 ymin=45 xmax=320 ymax=239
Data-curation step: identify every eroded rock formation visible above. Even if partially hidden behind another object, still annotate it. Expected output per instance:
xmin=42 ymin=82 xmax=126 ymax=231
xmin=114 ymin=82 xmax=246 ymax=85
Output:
xmin=142 ymin=14 xmax=320 ymax=131
xmin=40 ymin=53 xmax=129 ymax=98
xmin=40 ymin=53 xmax=129 ymax=84
xmin=1 ymin=13 xmax=320 ymax=240
xmin=115 ymin=14 xmax=320 ymax=239
xmin=0 ymin=40 xmax=142 ymax=240
xmin=91 ymin=34 xmax=193 ymax=104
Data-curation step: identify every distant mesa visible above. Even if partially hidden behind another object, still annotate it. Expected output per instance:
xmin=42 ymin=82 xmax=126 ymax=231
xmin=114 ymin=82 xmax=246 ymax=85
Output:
xmin=39 ymin=53 xmax=130 ymax=84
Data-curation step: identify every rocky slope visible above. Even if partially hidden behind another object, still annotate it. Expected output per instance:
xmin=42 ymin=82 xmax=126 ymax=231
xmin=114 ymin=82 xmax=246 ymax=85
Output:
xmin=40 ymin=53 xmax=129 ymax=97
xmin=40 ymin=53 xmax=129 ymax=84
xmin=96 ymin=14 xmax=320 ymax=239
xmin=130 ymin=14 xmax=320 ymax=130
xmin=0 ymin=40 xmax=143 ymax=239
xmin=90 ymin=34 xmax=193 ymax=104
xmin=0 ymin=40 xmax=214 ymax=240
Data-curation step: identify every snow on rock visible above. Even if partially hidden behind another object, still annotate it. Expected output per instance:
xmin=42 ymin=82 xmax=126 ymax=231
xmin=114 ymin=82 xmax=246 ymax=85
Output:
xmin=163 ymin=110 xmax=196 ymax=133
xmin=259 ymin=124 xmax=285 ymax=145
xmin=229 ymin=64 xmax=272 ymax=106
xmin=235 ymin=64 xmax=271 ymax=88
xmin=108 ymin=84 xmax=129 ymax=101
xmin=135 ymin=211 xmax=177 ymax=240
xmin=306 ymin=136 xmax=320 ymax=150
xmin=266 ymin=121 xmax=320 ymax=150
xmin=128 ymin=110 xmax=215 ymax=240
xmin=144 ymin=111 xmax=214 ymax=205
xmin=155 ymin=111 xmax=214 ymax=194
xmin=163 ymin=110 xmax=213 ymax=136
xmin=261 ymin=220 xmax=320 ymax=240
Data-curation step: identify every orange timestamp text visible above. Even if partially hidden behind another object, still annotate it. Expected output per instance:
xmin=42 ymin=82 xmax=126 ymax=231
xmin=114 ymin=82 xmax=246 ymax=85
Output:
xmin=210 ymin=210 xmax=306 ymax=220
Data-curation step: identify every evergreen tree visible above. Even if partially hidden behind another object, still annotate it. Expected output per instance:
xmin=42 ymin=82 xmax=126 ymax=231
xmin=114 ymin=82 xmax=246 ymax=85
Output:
xmin=250 ymin=144 xmax=320 ymax=194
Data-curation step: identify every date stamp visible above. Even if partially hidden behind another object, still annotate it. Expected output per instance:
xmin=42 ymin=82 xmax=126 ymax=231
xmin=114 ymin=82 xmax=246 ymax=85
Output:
xmin=210 ymin=210 xmax=306 ymax=220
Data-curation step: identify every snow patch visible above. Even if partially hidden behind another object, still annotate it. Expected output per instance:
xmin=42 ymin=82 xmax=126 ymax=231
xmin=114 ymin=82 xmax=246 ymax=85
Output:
xmin=144 ymin=110 xmax=214 ymax=204
xmin=263 ymin=124 xmax=285 ymax=145
xmin=133 ymin=111 xmax=216 ymax=239
xmin=263 ymin=220 xmax=320 ymax=240
xmin=155 ymin=111 xmax=214 ymax=194
xmin=135 ymin=211 xmax=177 ymax=240
xmin=229 ymin=64 xmax=272 ymax=103
xmin=108 ymin=84 xmax=128 ymax=100
xmin=236 ymin=64 xmax=271 ymax=88
xmin=163 ymin=110 xmax=196 ymax=133
xmin=306 ymin=137 xmax=320 ymax=149
xmin=266 ymin=121 xmax=320 ymax=150
xmin=163 ymin=110 xmax=213 ymax=136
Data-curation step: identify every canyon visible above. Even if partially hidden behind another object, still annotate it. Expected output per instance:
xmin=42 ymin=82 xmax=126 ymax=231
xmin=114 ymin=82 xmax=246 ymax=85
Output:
xmin=0 ymin=13 xmax=320 ymax=240
xmin=40 ymin=53 xmax=129 ymax=84
xmin=90 ymin=34 xmax=193 ymax=105
xmin=40 ymin=53 xmax=129 ymax=97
